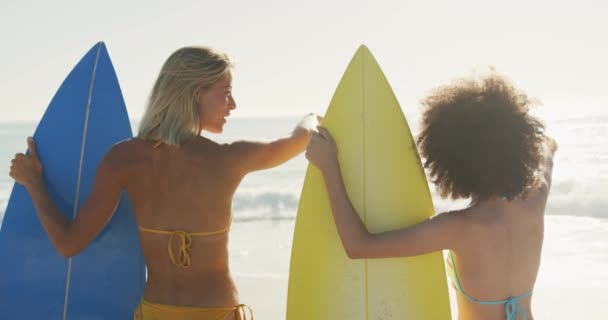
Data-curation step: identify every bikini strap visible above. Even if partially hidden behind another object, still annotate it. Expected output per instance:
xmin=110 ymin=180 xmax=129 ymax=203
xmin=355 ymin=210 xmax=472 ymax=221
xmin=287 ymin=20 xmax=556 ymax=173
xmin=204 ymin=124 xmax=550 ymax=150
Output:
xmin=503 ymin=294 xmax=532 ymax=320
xmin=447 ymin=250 xmax=533 ymax=320
xmin=234 ymin=304 xmax=254 ymax=320
xmin=138 ymin=225 xmax=231 ymax=267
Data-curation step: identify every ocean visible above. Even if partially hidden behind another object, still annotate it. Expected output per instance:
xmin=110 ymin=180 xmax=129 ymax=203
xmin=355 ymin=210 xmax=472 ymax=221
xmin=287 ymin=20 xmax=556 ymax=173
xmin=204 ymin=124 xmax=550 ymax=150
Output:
xmin=1 ymin=113 xmax=607 ymax=288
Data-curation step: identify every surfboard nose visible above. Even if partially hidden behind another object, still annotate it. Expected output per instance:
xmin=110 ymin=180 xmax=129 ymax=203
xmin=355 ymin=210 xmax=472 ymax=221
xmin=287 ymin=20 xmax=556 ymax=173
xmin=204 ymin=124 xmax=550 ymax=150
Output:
xmin=0 ymin=42 xmax=144 ymax=319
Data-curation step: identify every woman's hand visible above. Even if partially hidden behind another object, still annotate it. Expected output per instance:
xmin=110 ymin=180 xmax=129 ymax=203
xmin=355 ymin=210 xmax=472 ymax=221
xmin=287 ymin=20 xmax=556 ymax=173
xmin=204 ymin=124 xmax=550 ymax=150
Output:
xmin=10 ymin=137 xmax=43 ymax=191
xmin=305 ymin=126 xmax=338 ymax=172
xmin=294 ymin=113 xmax=324 ymax=133
xmin=545 ymin=135 xmax=558 ymax=155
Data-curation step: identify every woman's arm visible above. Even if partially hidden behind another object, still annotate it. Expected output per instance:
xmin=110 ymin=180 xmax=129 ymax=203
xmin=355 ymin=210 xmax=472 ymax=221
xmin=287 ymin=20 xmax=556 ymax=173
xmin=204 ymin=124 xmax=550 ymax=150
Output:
xmin=230 ymin=113 xmax=320 ymax=174
xmin=306 ymin=127 xmax=465 ymax=259
xmin=10 ymin=138 xmax=124 ymax=258
xmin=541 ymin=136 xmax=558 ymax=190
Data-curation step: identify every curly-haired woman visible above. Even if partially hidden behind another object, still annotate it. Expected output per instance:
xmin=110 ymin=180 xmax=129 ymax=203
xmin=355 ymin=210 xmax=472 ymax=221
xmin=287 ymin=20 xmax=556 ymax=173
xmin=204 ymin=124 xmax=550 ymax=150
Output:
xmin=306 ymin=71 xmax=557 ymax=320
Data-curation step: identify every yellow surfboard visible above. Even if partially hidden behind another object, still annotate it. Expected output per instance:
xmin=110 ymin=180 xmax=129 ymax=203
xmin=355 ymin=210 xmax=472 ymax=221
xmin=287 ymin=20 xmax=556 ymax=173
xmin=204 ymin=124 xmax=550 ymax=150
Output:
xmin=286 ymin=45 xmax=451 ymax=319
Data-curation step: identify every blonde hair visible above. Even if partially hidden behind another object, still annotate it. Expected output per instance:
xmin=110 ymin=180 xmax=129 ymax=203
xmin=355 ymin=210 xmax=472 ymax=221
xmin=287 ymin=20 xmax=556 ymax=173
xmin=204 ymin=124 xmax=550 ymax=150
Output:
xmin=137 ymin=46 xmax=233 ymax=145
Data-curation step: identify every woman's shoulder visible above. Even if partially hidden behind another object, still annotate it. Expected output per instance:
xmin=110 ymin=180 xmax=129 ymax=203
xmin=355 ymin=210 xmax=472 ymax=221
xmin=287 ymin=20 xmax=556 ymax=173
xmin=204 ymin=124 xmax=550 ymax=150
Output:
xmin=439 ymin=207 xmax=472 ymax=219
xmin=433 ymin=208 xmax=477 ymax=232
xmin=102 ymin=138 xmax=147 ymax=169
xmin=439 ymin=206 xmax=487 ymax=232
xmin=109 ymin=138 xmax=145 ymax=155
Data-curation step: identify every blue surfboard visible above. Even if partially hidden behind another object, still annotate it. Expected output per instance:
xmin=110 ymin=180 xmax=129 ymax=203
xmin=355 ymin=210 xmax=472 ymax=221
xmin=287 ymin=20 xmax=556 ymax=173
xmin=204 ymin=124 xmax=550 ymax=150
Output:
xmin=0 ymin=42 xmax=145 ymax=319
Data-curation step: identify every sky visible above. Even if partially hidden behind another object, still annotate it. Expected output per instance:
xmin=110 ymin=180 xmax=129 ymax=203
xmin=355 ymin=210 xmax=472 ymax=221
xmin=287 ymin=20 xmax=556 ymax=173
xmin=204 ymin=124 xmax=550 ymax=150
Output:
xmin=1 ymin=0 xmax=607 ymax=123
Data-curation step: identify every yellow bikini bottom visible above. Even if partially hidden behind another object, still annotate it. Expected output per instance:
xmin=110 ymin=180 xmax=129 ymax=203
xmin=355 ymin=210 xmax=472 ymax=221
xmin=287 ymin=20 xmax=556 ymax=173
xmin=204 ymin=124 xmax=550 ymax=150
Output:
xmin=133 ymin=299 xmax=253 ymax=320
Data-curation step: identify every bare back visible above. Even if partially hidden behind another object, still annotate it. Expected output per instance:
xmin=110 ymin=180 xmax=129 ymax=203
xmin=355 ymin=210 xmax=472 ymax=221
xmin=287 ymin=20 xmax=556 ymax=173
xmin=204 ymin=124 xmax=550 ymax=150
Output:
xmin=450 ymin=183 xmax=550 ymax=320
xmin=120 ymin=137 xmax=247 ymax=308
xmin=447 ymin=141 xmax=555 ymax=320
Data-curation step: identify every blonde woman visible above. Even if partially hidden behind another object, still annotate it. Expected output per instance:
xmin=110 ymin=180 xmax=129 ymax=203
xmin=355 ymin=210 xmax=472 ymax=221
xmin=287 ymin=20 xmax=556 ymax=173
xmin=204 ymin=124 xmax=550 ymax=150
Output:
xmin=306 ymin=72 xmax=556 ymax=320
xmin=10 ymin=46 xmax=318 ymax=319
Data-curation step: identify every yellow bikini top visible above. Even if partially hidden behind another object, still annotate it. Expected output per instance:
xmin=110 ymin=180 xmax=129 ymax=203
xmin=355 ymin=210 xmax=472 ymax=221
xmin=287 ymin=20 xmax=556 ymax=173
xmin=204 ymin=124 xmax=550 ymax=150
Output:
xmin=138 ymin=223 xmax=231 ymax=268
